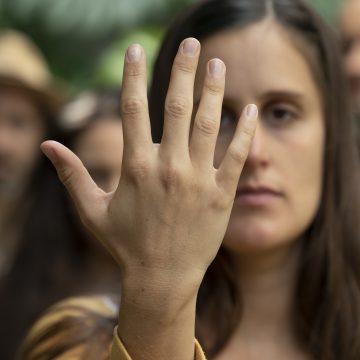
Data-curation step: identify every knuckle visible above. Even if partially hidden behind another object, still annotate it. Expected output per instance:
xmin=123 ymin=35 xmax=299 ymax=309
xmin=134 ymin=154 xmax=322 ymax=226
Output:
xmin=57 ymin=166 xmax=75 ymax=189
xmin=165 ymin=96 xmax=190 ymax=118
xmin=228 ymin=147 xmax=246 ymax=164
xmin=125 ymin=63 xmax=142 ymax=77
xmin=242 ymin=123 xmax=255 ymax=137
xmin=205 ymin=81 xmax=224 ymax=96
xmin=173 ymin=58 xmax=195 ymax=74
xmin=121 ymin=97 xmax=145 ymax=116
xmin=195 ymin=115 xmax=218 ymax=136
xmin=188 ymin=178 xmax=202 ymax=195
xmin=161 ymin=163 xmax=183 ymax=192
xmin=126 ymin=155 xmax=151 ymax=183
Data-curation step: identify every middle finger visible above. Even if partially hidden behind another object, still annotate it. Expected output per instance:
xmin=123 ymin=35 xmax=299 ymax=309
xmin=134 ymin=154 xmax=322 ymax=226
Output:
xmin=161 ymin=38 xmax=200 ymax=159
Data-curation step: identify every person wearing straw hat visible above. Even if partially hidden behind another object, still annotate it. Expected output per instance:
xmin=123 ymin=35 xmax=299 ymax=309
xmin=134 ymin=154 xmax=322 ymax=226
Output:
xmin=0 ymin=29 xmax=61 ymax=280
xmin=0 ymin=29 xmax=62 ymax=359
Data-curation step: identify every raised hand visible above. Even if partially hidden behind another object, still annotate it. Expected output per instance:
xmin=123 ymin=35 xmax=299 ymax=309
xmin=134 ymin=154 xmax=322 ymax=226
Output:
xmin=41 ymin=38 xmax=257 ymax=360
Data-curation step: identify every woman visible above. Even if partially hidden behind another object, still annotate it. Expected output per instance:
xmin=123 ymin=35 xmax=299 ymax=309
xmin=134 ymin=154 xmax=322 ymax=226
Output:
xmin=9 ymin=89 xmax=123 ymax=360
xmin=0 ymin=29 xmax=65 ymax=359
xmin=20 ymin=0 xmax=360 ymax=359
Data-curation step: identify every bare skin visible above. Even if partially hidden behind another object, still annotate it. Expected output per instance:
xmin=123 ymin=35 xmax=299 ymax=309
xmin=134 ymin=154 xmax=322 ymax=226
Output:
xmin=73 ymin=117 xmax=123 ymax=192
xmin=41 ymin=17 xmax=323 ymax=360
xmin=197 ymin=20 xmax=323 ymax=360
xmin=41 ymin=37 xmax=257 ymax=360
xmin=0 ymin=89 xmax=45 ymax=278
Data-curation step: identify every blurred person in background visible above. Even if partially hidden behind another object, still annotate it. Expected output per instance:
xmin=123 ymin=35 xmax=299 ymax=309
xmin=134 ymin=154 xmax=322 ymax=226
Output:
xmin=0 ymin=29 xmax=123 ymax=358
xmin=0 ymin=28 xmax=65 ymax=359
xmin=60 ymin=89 xmax=123 ymax=193
xmin=53 ymin=87 xmax=124 ymax=295
xmin=339 ymin=0 xmax=360 ymax=118
xmin=0 ymin=29 xmax=60 ymax=283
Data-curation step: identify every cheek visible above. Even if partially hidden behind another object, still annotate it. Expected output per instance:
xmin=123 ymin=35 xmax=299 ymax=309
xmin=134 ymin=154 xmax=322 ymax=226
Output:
xmin=288 ymin=122 xmax=324 ymax=204
xmin=287 ymin=131 xmax=324 ymax=230
xmin=15 ymin=128 xmax=44 ymax=165
xmin=222 ymin=122 xmax=324 ymax=254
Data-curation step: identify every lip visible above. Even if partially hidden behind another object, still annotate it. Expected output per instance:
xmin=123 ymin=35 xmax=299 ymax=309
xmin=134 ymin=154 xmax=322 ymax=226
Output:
xmin=235 ymin=185 xmax=282 ymax=207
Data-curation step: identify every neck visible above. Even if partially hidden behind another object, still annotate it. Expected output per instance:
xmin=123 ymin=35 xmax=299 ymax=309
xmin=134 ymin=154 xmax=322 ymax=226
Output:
xmin=231 ymin=241 xmax=302 ymax=342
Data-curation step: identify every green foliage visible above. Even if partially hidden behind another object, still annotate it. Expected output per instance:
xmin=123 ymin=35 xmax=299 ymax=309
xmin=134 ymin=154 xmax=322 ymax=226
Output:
xmin=312 ymin=0 xmax=341 ymax=21
xmin=94 ymin=26 xmax=163 ymax=87
xmin=0 ymin=0 xmax=342 ymax=93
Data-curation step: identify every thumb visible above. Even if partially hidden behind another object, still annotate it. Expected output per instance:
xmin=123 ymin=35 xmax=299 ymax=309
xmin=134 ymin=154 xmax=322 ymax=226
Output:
xmin=41 ymin=140 xmax=105 ymax=222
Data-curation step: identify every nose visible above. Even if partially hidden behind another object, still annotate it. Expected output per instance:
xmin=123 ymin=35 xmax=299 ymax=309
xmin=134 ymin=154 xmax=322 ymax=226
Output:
xmin=244 ymin=122 xmax=269 ymax=169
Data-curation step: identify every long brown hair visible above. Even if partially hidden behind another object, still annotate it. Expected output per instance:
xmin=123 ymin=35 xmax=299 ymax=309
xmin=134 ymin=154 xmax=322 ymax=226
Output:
xmin=149 ymin=0 xmax=360 ymax=359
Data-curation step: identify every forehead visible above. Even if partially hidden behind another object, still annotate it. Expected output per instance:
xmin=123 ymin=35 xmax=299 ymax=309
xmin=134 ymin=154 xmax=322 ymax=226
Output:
xmin=195 ymin=20 xmax=322 ymax=107
xmin=0 ymin=86 xmax=36 ymax=107
xmin=0 ymin=86 xmax=44 ymax=124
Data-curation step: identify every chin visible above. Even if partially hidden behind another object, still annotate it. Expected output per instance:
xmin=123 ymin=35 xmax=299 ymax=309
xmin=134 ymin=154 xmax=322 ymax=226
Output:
xmin=222 ymin=219 xmax=299 ymax=255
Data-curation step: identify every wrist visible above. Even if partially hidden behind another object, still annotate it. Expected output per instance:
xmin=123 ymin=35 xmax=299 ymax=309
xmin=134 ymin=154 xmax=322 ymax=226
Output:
xmin=120 ymin=267 xmax=202 ymax=319
xmin=117 ymin=274 xmax=198 ymax=360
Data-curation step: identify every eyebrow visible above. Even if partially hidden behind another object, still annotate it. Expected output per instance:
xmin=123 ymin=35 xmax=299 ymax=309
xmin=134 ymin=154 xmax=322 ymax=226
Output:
xmin=221 ymin=89 xmax=306 ymax=108
xmin=194 ymin=90 xmax=307 ymax=111
xmin=257 ymin=90 xmax=306 ymax=102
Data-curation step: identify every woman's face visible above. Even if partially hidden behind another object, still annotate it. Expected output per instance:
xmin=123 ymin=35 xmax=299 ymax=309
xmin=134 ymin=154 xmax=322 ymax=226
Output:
xmin=194 ymin=20 xmax=325 ymax=254
xmin=0 ymin=88 xmax=46 ymax=195
xmin=73 ymin=118 xmax=123 ymax=192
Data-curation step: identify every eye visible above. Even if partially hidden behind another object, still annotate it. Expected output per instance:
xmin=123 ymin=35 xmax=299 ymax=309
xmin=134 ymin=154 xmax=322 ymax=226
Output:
xmin=220 ymin=107 xmax=237 ymax=130
xmin=7 ymin=112 xmax=41 ymax=133
xmin=10 ymin=114 xmax=32 ymax=130
xmin=263 ymin=103 xmax=299 ymax=127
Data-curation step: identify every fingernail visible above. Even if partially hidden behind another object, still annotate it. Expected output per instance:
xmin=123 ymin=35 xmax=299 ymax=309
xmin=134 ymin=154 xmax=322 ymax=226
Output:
xmin=246 ymin=104 xmax=258 ymax=118
xmin=209 ymin=58 xmax=224 ymax=76
xmin=126 ymin=44 xmax=142 ymax=62
xmin=182 ymin=38 xmax=199 ymax=56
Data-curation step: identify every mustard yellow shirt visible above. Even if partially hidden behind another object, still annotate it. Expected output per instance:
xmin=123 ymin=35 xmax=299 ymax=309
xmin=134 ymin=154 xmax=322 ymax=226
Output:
xmin=111 ymin=328 xmax=206 ymax=360
xmin=21 ymin=295 xmax=207 ymax=360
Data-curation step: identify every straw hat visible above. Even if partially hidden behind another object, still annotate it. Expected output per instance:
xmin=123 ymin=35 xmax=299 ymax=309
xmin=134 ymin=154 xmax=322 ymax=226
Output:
xmin=0 ymin=29 xmax=62 ymax=113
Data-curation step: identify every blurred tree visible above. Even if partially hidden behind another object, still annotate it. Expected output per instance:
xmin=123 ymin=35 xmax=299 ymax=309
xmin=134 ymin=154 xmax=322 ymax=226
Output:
xmin=94 ymin=26 xmax=163 ymax=87
xmin=0 ymin=0 xmax=193 ymax=92
xmin=0 ymin=0 xmax=342 ymax=92
xmin=313 ymin=0 xmax=341 ymax=21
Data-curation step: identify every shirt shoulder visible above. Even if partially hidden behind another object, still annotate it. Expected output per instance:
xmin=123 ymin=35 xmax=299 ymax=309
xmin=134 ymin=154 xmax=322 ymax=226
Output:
xmin=20 ymin=294 xmax=119 ymax=360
